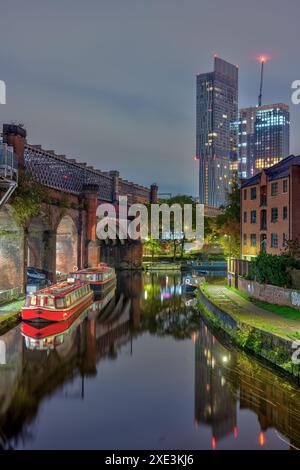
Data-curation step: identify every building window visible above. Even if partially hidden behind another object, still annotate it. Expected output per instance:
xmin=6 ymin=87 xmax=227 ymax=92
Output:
xmin=250 ymin=210 xmax=256 ymax=224
xmin=244 ymin=189 xmax=247 ymax=200
xmin=250 ymin=187 xmax=257 ymax=200
xmin=243 ymin=211 xmax=247 ymax=223
xmin=271 ymin=182 xmax=278 ymax=196
xmin=283 ymin=233 xmax=289 ymax=246
xmin=271 ymin=233 xmax=278 ymax=248
xmin=283 ymin=206 xmax=288 ymax=220
xmin=283 ymin=179 xmax=288 ymax=193
xmin=250 ymin=234 xmax=257 ymax=247
xmin=271 ymin=208 xmax=278 ymax=223
xmin=243 ymin=233 xmax=247 ymax=246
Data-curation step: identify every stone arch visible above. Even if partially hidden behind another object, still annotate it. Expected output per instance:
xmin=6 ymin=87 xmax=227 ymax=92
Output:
xmin=56 ymin=215 xmax=79 ymax=275
xmin=26 ymin=216 xmax=49 ymax=272
xmin=0 ymin=205 xmax=24 ymax=291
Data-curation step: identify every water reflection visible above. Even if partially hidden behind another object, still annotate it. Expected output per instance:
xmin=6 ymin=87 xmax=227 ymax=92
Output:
xmin=0 ymin=272 xmax=299 ymax=449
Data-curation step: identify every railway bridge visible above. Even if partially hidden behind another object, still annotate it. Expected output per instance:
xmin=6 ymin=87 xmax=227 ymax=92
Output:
xmin=0 ymin=124 xmax=157 ymax=294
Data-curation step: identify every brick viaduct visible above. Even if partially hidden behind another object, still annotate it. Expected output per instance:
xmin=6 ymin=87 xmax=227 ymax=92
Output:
xmin=0 ymin=125 xmax=158 ymax=293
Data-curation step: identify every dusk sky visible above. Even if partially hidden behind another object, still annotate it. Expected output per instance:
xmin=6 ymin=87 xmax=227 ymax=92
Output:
xmin=1 ymin=0 xmax=300 ymax=196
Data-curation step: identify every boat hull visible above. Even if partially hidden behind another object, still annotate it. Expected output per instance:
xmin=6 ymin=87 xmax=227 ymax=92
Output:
xmin=22 ymin=291 xmax=93 ymax=323
xmin=21 ymin=306 xmax=90 ymax=339
xmin=90 ymin=277 xmax=116 ymax=294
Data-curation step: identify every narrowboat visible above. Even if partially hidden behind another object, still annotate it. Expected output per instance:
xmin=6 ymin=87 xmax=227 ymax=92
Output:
xmin=21 ymin=305 xmax=90 ymax=349
xmin=70 ymin=265 xmax=116 ymax=294
xmin=22 ymin=279 xmax=93 ymax=323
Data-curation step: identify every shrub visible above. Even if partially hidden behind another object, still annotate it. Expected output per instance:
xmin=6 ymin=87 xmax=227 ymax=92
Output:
xmin=250 ymin=252 xmax=300 ymax=287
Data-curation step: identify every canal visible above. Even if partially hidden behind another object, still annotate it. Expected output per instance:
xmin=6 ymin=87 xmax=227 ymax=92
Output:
xmin=0 ymin=272 xmax=300 ymax=450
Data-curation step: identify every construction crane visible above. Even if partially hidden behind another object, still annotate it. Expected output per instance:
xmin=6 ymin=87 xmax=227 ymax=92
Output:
xmin=258 ymin=56 xmax=266 ymax=107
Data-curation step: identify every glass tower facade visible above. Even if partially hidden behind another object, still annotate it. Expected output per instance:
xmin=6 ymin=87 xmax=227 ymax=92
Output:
xmin=196 ymin=57 xmax=238 ymax=207
xmin=235 ymin=103 xmax=290 ymax=179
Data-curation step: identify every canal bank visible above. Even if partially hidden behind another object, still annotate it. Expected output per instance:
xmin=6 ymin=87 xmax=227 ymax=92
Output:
xmin=198 ymin=282 xmax=300 ymax=380
xmin=0 ymin=297 xmax=23 ymax=333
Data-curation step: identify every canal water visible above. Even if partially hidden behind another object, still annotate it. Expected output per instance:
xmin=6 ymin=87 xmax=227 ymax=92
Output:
xmin=0 ymin=272 xmax=300 ymax=450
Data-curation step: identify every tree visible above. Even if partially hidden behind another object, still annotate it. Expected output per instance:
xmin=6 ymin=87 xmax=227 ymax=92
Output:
xmin=143 ymin=238 xmax=161 ymax=262
xmin=284 ymin=238 xmax=300 ymax=260
xmin=211 ymin=178 xmax=241 ymax=258
xmin=162 ymin=195 xmax=197 ymax=260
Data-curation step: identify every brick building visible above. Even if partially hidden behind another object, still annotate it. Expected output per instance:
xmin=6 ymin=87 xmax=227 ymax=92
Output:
xmin=241 ymin=155 xmax=300 ymax=259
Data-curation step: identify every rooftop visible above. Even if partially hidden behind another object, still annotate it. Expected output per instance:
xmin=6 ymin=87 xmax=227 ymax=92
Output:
xmin=241 ymin=154 xmax=300 ymax=188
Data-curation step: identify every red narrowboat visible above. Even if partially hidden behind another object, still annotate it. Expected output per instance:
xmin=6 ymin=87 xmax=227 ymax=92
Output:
xmin=70 ymin=265 xmax=116 ymax=294
xmin=22 ymin=279 xmax=93 ymax=323
xmin=21 ymin=305 xmax=90 ymax=350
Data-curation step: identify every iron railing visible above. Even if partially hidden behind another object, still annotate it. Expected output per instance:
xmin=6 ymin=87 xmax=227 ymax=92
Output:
xmin=24 ymin=144 xmax=151 ymax=202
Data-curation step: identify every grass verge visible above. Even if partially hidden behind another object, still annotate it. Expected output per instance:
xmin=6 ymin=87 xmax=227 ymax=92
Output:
xmin=227 ymin=285 xmax=300 ymax=320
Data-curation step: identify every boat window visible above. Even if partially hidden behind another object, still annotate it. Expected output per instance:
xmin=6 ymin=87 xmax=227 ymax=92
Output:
xmin=40 ymin=296 xmax=47 ymax=307
xmin=56 ymin=298 xmax=65 ymax=308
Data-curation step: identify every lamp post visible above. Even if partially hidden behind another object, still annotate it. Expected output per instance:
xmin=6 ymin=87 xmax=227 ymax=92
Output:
xmin=224 ymin=233 xmax=232 ymax=259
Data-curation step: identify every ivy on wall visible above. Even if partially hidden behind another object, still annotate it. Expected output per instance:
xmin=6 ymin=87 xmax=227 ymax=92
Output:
xmin=10 ymin=174 xmax=47 ymax=227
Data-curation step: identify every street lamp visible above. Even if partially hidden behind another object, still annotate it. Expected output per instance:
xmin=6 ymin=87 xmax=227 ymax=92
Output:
xmin=224 ymin=233 xmax=232 ymax=259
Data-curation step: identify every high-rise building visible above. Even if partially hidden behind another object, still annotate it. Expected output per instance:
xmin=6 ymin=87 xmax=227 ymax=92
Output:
xmin=234 ymin=103 xmax=290 ymax=179
xmin=196 ymin=57 xmax=238 ymax=207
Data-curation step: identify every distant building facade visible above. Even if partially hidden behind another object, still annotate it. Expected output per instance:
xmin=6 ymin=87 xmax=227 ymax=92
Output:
xmin=196 ymin=57 xmax=238 ymax=208
xmin=241 ymin=155 xmax=300 ymax=259
xmin=233 ymin=103 xmax=290 ymax=180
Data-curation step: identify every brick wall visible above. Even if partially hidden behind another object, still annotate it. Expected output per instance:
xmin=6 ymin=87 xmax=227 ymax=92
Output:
xmin=238 ymin=276 xmax=300 ymax=310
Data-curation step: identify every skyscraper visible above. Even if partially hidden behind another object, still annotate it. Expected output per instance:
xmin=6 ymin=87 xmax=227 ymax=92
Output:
xmin=196 ymin=57 xmax=238 ymax=207
xmin=235 ymin=103 xmax=290 ymax=179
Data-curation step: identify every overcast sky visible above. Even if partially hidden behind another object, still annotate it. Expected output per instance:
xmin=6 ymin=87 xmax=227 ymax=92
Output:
xmin=1 ymin=0 xmax=300 ymax=196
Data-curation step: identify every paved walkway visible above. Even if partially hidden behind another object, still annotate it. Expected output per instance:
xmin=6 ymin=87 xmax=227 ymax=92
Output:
xmin=203 ymin=283 xmax=300 ymax=339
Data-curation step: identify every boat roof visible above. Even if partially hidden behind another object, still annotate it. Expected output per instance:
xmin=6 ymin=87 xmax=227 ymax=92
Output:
xmin=34 ymin=280 xmax=88 ymax=297
xmin=71 ymin=266 xmax=114 ymax=274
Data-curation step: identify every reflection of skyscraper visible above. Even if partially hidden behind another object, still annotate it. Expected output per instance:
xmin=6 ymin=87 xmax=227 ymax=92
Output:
xmin=194 ymin=320 xmax=237 ymax=445
xmin=196 ymin=56 xmax=238 ymax=207
xmin=234 ymin=104 xmax=290 ymax=179
xmin=239 ymin=363 xmax=300 ymax=450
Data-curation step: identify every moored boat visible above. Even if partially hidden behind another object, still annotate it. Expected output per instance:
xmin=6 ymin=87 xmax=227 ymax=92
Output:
xmin=70 ymin=264 xmax=116 ymax=294
xmin=21 ymin=305 xmax=91 ymax=349
xmin=22 ymin=279 xmax=93 ymax=323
